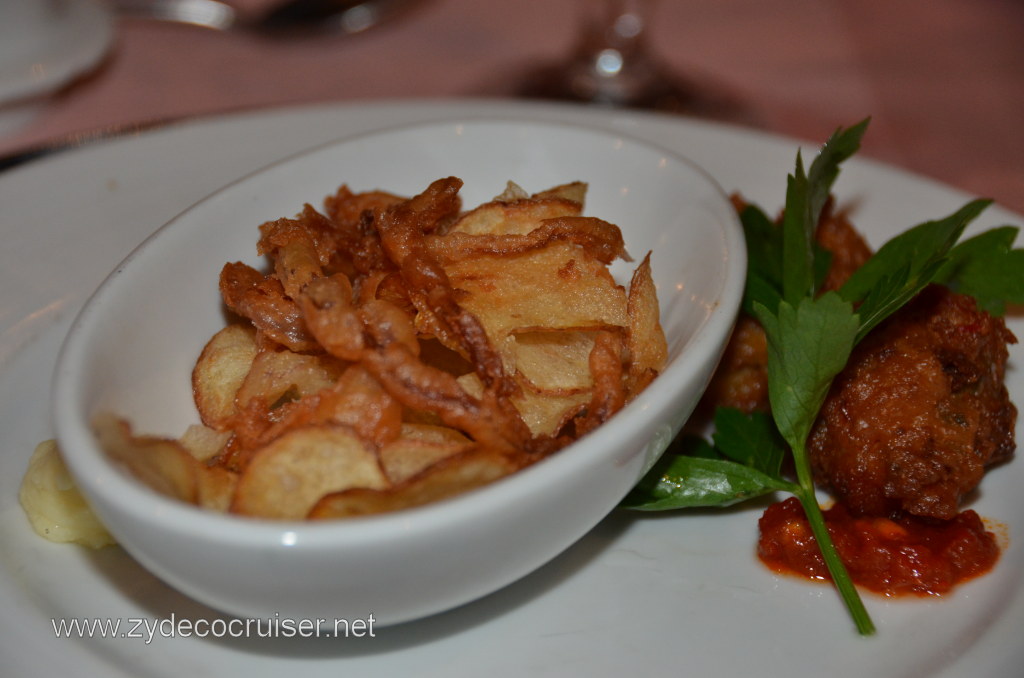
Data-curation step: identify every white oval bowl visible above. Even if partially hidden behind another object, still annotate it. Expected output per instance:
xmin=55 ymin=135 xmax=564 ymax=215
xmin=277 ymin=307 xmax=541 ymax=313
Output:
xmin=52 ymin=118 xmax=746 ymax=626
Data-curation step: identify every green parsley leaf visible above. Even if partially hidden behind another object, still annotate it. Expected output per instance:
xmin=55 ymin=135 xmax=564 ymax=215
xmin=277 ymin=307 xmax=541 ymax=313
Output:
xmin=782 ymin=119 xmax=869 ymax=303
xmin=739 ymin=204 xmax=785 ymax=315
xmin=781 ymin=159 xmax=814 ymax=304
xmin=753 ymin=290 xmax=873 ymax=634
xmin=738 ymin=203 xmax=837 ymax=317
xmin=839 ymin=199 xmax=990 ymax=341
xmin=621 ymin=454 xmax=792 ymax=510
xmin=938 ymin=226 xmax=1024 ymax=315
xmin=753 ymin=293 xmax=859 ymax=452
xmin=711 ymin=408 xmax=787 ymax=478
xmin=623 ymin=415 xmax=792 ymax=511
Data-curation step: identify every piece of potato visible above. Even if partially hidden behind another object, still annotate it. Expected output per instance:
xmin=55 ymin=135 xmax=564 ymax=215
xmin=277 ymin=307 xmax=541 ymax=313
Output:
xmin=444 ymin=241 xmax=629 ymax=349
xmin=196 ymin=465 xmax=239 ymax=513
xmin=57 ymin=416 xmax=239 ymax=516
xmin=510 ymin=330 xmax=596 ymax=394
xmin=457 ymin=372 xmax=587 ymax=437
xmin=231 ymin=425 xmax=388 ymax=520
xmin=193 ymin=323 xmax=259 ymax=429
xmin=379 ymin=423 xmax=473 ymax=483
xmin=18 ymin=440 xmax=116 ymax=549
xmin=512 ymin=385 xmax=590 ymax=437
xmin=532 ymin=181 xmax=587 ymax=204
xmin=94 ymin=413 xmax=200 ymax=503
xmin=178 ymin=423 xmax=231 ymax=462
xmin=234 ymin=347 xmax=343 ymax=412
xmin=626 ymin=251 xmax=668 ymax=391
xmin=447 ymin=183 xmax=585 ymax=236
xmin=575 ymin=330 xmax=628 ymax=436
xmin=309 ymin=446 xmax=519 ymax=519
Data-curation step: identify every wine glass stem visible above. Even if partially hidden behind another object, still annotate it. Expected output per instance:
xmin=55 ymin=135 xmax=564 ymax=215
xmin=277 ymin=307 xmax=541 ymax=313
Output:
xmin=514 ymin=0 xmax=748 ymax=120
xmin=579 ymin=0 xmax=651 ymax=55
xmin=566 ymin=0 xmax=662 ymax=104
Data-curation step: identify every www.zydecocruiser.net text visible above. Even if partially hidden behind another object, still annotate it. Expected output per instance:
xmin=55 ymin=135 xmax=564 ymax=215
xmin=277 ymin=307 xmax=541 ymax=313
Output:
xmin=51 ymin=613 xmax=376 ymax=644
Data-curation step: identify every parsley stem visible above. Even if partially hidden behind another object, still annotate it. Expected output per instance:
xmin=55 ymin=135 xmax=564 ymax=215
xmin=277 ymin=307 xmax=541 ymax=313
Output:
xmin=792 ymin=446 xmax=876 ymax=636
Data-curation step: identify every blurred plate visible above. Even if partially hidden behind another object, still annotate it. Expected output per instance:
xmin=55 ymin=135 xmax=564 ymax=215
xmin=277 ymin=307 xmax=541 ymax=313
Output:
xmin=0 ymin=99 xmax=1021 ymax=677
xmin=0 ymin=0 xmax=113 ymax=133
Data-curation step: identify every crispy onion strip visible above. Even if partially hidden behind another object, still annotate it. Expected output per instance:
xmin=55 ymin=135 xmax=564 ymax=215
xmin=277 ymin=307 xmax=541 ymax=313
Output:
xmin=428 ymin=216 xmax=630 ymax=265
xmin=377 ymin=178 xmax=518 ymax=398
xmin=219 ymin=262 xmax=318 ymax=352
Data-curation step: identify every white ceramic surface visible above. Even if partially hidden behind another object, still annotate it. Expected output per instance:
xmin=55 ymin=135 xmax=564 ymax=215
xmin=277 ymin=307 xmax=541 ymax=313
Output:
xmin=0 ymin=0 xmax=113 ymax=139
xmin=0 ymin=0 xmax=113 ymax=105
xmin=50 ymin=117 xmax=746 ymax=626
xmin=1 ymin=100 xmax=1021 ymax=678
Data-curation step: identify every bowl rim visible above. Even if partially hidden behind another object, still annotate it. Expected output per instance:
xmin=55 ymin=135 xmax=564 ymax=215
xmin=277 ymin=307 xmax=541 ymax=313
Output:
xmin=51 ymin=115 xmax=747 ymax=548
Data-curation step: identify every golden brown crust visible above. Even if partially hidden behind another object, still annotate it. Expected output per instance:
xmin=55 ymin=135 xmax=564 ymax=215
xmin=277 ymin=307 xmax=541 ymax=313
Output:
xmin=809 ymin=285 xmax=1017 ymax=519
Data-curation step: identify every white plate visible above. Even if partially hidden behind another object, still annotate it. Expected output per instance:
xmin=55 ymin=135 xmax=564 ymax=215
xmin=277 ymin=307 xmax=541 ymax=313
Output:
xmin=1 ymin=99 xmax=1021 ymax=677
xmin=0 ymin=0 xmax=114 ymax=105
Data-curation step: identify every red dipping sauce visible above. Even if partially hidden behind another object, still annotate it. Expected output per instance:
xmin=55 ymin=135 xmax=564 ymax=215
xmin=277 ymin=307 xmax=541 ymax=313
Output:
xmin=758 ymin=497 xmax=1000 ymax=596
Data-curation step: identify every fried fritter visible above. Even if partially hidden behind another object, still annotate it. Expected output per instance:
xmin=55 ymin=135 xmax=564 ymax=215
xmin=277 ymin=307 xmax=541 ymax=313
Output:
xmin=700 ymin=196 xmax=1017 ymax=520
xmin=809 ymin=284 xmax=1017 ymax=519
xmin=696 ymin=314 xmax=769 ymax=416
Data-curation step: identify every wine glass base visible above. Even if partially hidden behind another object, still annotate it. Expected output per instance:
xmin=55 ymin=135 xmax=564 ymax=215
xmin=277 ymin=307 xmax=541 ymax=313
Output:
xmin=509 ymin=60 xmax=755 ymax=125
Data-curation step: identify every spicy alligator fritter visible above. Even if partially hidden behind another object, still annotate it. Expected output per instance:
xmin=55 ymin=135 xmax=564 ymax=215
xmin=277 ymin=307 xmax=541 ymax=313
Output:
xmin=700 ymin=198 xmax=1017 ymax=520
xmin=809 ymin=284 xmax=1017 ymax=519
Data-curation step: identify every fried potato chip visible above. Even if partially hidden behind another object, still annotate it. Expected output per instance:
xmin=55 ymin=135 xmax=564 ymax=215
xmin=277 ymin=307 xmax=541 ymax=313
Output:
xmin=308 ymin=446 xmax=519 ymax=519
xmin=396 ymin=422 xmax=474 ymax=446
xmin=513 ymin=387 xmax=589 ymax=438
xmin=575 ymin=330 xmax=628 ymax=436
xmin=510 ymin=331 xmax=595 ymax=394
xmin=379 ymin=423 xmax=473 ymax=483
xmin=445 ymin=241 xmax=629 ymax=350
xmin=192 ymin=323 xmax=258 ymax=429
xmin=491 ymin=181 xmax=530 ymax=202
xmin=627 ymin=251 xmax=668 ymax=388
xmin=94 ymin=413 xmax=200 ymax=503
xmin=532 ymin=181 xmax=587 ymax=204
xmin=234 ymin=347 xmax=343 ymax=412
xmin=231 ymin=425 xmax=388 ymax=520
xmin=196 ymin=465 xmax=238 ymax=513
xmin=178 ymin=424 xmax=231 ymax=462
xmin=90 ymin=416 xmax=242 ymax=517
xmin=447 ymin=194 xmax=584 ymax=236
xmin=457 ymin=372 xmax=587 ymax=437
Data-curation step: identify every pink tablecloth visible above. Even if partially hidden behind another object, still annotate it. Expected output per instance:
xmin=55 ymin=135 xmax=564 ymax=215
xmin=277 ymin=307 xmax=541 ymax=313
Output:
xmin=3 ymin=0 xmax=1023 ymax=214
